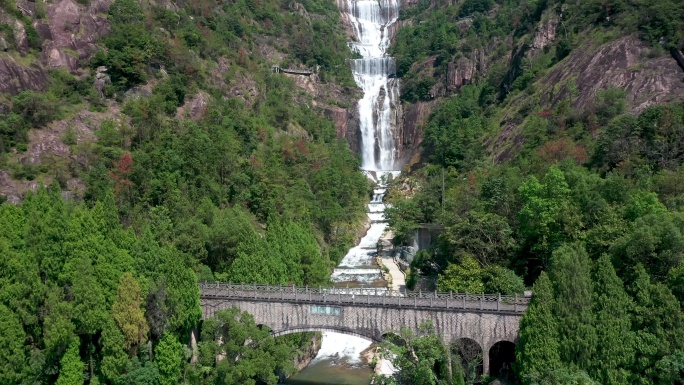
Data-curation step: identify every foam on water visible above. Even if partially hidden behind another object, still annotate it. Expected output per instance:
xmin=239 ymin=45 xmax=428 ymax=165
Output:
xmin=313 ymin=332 xmax=373 ymax=365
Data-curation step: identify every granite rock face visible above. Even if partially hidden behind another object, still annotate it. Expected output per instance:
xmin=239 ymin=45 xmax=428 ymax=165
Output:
xmin=531 ymin=16 xmax=559 ymax=51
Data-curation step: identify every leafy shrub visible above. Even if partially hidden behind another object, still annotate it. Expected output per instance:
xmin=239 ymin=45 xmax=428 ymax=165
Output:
xmin=11 ymin=91 xmax=60 ymax=128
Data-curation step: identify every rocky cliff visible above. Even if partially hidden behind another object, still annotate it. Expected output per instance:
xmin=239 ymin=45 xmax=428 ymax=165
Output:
xmin=391 ymin=1 xmax=684 ymax=164
xmin=0 ymin=0 xmax=113 ymax=95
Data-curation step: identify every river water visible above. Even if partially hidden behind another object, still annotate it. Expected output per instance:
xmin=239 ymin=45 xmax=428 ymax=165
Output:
xmin=286 ymin=0 xmax=400 ymax=383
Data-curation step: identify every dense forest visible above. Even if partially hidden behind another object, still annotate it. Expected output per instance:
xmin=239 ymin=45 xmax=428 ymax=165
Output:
xmin=0 ymin=0 xmax=368 ymax=383
xmin=383 ymin=0 xmax=684 ymax=383
xmin=1 ymin=0 xmax=684 ymax=383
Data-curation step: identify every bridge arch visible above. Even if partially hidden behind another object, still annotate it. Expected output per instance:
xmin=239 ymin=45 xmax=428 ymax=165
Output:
xmin=452 ymin=337 xmax=484 ymax=380
xmin=488 ymin=340 xmax=517 ymax=381
xmin=270 ymin=327 xmax=379 ymax=342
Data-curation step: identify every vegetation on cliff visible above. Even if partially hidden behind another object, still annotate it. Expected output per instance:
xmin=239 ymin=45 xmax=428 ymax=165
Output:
xmin=385 ymin=0 xmax=684 ymax=383
xmin=0 ymin=0 xmax=366 ymax=383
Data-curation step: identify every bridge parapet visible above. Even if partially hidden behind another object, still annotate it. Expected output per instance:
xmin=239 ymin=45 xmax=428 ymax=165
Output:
xmin=199 ymin=282 xmax=529 ymax=314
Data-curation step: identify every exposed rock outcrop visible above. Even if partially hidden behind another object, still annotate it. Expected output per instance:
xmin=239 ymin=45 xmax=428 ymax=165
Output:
xmin=398 ymin=100 xmax=435 ymax=167
xmin=447 ymin=57 xmax=475 ymax=92
xmin=539 ymin=35 xmax=684 ymax=112
xmin=492 ymin=34 xmax=684 ymax=163
xmin=0 ymin=53 xmax=49 ymax=94
xmin=176 ymin=91 xmax=210 ymax=122
xmin=0 ymin=170 xmax=43 ymax=204
xmin=0 ymin=0 xmax=113 ymax=95
xmin=41 ymin=0 xmax=112 ymax=71
xmin=94 ymin=65 xmax=110 ymax=97
xmin=13 ymin=20 xmax=29 ymax=55
xmin=326 ymin=106 xmax=361 ymax=154
xmin=531 ymin=16 xmax=559 ymax=51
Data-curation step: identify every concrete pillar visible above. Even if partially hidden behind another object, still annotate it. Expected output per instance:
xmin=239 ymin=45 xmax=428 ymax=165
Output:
xmin=482 ymin=348 xmax=490 ymax=377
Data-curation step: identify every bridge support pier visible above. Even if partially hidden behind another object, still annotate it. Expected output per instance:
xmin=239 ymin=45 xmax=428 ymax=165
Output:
xmin=482 ymin=351 xmax=489 ymax=378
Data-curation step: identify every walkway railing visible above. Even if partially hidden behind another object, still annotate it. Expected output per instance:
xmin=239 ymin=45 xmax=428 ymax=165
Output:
xmin=271 ymin=66 xmax=313 ymax=75
xmin=199 ymin=282 xmax=529 ymax=313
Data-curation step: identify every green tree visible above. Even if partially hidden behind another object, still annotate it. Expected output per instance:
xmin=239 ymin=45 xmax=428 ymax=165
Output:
xmin=624 ymin=191 xmax=667 ymax=221
xmin=534 ymin=366 xmax=599 ymax=385
xmin=68 ymin=257 xmax=109 ymax=335
xmin=654 ymin=350 xmax=684 ymax=384
xmin=590 ymin=255 xmax=634 ymax=384
xmin=550 ymin=244 xmax=596 ymax=371
xmin=440 ymin=210 xmax=515 ymax=267
xmin=0 ymin=305 xmax=26 ymax=384
xmin=611 ymin=212 xmax=684 ymax=282
xmin=200 ymin=308 xmax=293 ymax=385
xmin=380 ymin=322 xmax=456 ymax=385
xmin=483 ymin=265 xmax=525 ymax=295
xmin=155 ymin=333 xmax=183 ymax=385
xmin=629 ymin=265 xmax=684 ymax=383
xmin=100 ymin=319 xmax=128 ymax=383
xmin=516 ymin=272 xmax=561 ymax=383
xmin=518 ymin=167 xmax=582 ymax=273
xmin=438 ymin=256 xmax=484 ymax=293
xmin=112 ymin=272 xmax=149 ymax=355
xmin=42 ymin=287 xmax=75 ymax=354
xmin=56 ymin=338 xmax=84 ymax=385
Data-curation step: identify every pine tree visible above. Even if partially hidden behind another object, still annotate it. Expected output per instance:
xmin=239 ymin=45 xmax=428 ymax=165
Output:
xmin=0 ymin=305 xmax=27 ymax=384
xmin=515 ymin=272 xmax=561 ymax=383
xmin=100 ymin=319 xmax=128 ymax=383
xmin=112 ymin=272 xmax=149 ymax=355
xmin=590 ymin=255 xmax=634 ymax=384
xmin=629 ymin=264 xmax=684 ymax=383
xmin=155 ymin=333 xmax=183 ymax=385
xmin=550 ymin=243 xmax=596 ymax=371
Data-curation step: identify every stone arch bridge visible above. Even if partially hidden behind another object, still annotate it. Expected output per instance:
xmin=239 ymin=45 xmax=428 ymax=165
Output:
xmin=199 ymin=283 xmax=529 ymax=375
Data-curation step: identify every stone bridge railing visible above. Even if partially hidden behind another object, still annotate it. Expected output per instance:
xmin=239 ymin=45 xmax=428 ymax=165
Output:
xmin=199 ymin=282 xmax=530 ymax=314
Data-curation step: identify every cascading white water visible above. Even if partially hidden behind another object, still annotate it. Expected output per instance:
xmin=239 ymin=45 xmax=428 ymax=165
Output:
xmin=347 ymin=0 xmax=400 ymax=172
xmin=294 ymin=0 xmax=399 ymax=378
xmin=287 ymin=2 xmax=402 ymax=382
xmin=328 ymin=0 xmax=401 ymax=288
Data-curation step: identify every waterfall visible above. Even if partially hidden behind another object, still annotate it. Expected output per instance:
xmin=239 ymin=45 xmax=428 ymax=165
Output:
xmin=290 ymin=1 xmax=402 ymax=380
xmin=346 ymin=0 xmax=400 ymax=172
xmin=328 ymin=0 xmax=401 ymax=291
